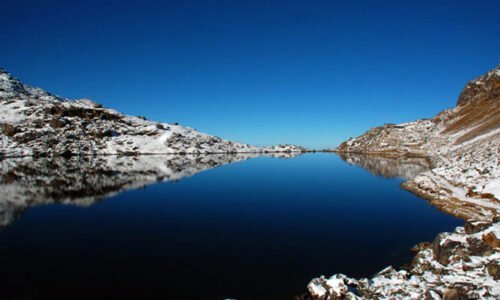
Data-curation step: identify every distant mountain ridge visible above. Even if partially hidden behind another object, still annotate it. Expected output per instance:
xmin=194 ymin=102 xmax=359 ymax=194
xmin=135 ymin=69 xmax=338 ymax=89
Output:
xmin=0 ymin=68 xmax=306 ymax=157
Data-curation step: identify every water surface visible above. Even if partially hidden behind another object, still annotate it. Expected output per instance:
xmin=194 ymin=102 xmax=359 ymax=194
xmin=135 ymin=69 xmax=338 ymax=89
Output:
xmin=0 ymin=153 xmax=461 ymax=299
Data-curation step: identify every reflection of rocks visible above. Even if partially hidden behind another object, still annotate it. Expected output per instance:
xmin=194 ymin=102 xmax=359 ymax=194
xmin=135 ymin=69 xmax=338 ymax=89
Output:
xmin=264 ymin=151 xmax=305 ymax=159
xmin=0 ymin=153 xmax=302 ymax=228
xmin=338 ymin=153 xmax=431 ymax=180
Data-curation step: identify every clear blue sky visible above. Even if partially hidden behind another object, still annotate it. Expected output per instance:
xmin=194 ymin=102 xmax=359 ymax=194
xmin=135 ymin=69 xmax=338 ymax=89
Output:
xmin=1 ymin=0 xmax=499 ymax=148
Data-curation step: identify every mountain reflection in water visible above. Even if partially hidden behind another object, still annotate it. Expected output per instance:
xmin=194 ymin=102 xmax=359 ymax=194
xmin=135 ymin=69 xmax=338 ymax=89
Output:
xmin=337 ymin=153 xmax=431 ymax=180
xmin=0 ymin=152 xmax=460 ymax=299
xmin=0 ymin=152 xmax=302 ymax=228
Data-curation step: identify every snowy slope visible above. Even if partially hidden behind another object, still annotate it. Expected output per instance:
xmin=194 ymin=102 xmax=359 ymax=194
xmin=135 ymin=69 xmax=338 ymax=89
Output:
xmin=0 ymin=68 xmax=306 ymax=157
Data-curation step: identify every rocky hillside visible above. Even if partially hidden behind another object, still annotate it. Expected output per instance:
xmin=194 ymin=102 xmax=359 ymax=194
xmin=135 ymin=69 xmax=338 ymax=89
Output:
xmin=337 ymin=66 xmax=499 ymax=157
xmin=306 ymin=67 xmax=500 ymax=299
xmin=0 ymin=68 xmax=306 ymax=158
xmin=337 ymin=66 xmax=500 ymax=221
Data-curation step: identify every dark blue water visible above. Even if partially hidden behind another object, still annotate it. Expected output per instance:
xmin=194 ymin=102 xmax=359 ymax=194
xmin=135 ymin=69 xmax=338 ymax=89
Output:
xmin=0 ymin=153 xmax=461 ymax=299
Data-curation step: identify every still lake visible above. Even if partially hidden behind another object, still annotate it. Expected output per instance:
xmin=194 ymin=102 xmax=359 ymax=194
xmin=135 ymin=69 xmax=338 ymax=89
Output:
xmin=0 ymin=153 xmax=461 ymax=299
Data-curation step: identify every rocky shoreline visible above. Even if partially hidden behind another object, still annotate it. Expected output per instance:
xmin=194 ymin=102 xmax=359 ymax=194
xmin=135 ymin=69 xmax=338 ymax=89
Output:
xmin=307 ymin=219 xmax=499 ymax=299
xmin=305 ymin=157 xmax=499 ymax=299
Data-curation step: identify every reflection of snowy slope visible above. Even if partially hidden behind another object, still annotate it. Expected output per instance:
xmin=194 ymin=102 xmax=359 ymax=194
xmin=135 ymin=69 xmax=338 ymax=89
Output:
xmin=338 ymin=153 xmax=431 ymax=180
xmin=0 ymin=153 xmax=302 ymax=228
xmin=0 ymin=68 xmax=306 ymax=157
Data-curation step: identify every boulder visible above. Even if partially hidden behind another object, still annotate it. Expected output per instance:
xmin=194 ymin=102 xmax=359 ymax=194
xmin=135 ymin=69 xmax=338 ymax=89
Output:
xmin=432 ymin=233 xmax=461 ymax=265
xmin=49 ymin=117 xmax=66 ymax=128
xmin=482 ymin=231 xmax=500 ymax=249
xmin=442 ymin=288 xmax=468 ymax=300
xmin=1 ymin=123 xmax=16 ymax=136
xmin=464 ymin=220 xmax=491 ymax=234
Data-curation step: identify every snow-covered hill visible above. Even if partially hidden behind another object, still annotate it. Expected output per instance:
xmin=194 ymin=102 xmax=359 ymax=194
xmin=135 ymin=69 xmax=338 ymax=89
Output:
xmin=0 ymin=68 xmax=306 ymax=157
xmin=337 ymin=66 xmax=500 ymax=221
xmin=337 ymin=66 xmax=499 ymax=157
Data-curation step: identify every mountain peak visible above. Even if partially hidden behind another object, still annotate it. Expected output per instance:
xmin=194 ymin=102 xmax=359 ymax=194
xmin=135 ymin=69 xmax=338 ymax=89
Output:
xmin=457 ymin=65 xmax=500 ymax=106
xmin=0 ymin=68 xmax=26 ymax=99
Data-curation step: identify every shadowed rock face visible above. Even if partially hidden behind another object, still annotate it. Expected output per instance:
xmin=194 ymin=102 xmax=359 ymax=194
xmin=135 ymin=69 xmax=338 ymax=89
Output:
xmin=0 ymin=152 xmax=303 ymax=229
xmin=337 ymin=153 xmax=431 ymax=180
